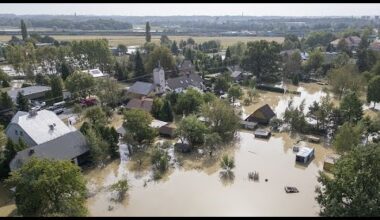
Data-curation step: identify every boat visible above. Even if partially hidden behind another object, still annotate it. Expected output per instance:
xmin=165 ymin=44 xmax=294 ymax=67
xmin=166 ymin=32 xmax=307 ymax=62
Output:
xmin=284 ymin=186 xmax=299 ymax=193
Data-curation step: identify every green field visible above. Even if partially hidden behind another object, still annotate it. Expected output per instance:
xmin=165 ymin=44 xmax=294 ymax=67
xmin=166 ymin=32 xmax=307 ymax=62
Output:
xmin=0 ymin=35 xmax=284 ymax=48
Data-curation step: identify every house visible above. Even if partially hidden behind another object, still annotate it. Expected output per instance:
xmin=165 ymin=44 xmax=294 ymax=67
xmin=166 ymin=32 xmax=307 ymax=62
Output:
xmin=83 ymin=68 xmax=107 ymax=78
xmin=159 ymin=123 xmax=177 ymax=138
xmin=369 ymin=40 xmax=380 ymax=52
xmin=245 ymin=104 xmax=276 ymax=125
xmin=125 ymin=97 xmax=153 ymax=112
xmin=330 ymin=36 xmax=362 ymax=51
xmin=7 ymin=86 xmax=51 ymax=103
xmin=178 ymin=59 xmax=195 ymax=75
xmin=126 ymin=81 xmax=155 ymax=98
xmin=280 ymin=49 xmax=309 ymax=61
xmin=9 ymin=130 xmax=89 ymax=171
xmin=322 ymin=52 xmax=340 ymax=65
xmin=5 ymin=110 xmax=74 ymax=147
xmin=323 ymin=154 xmax=341 ymax=172
xmin=5 ymin=109 xmax=89 ymax=171
xmin=166 ymin=73 xmax=205 ymax=93
xmin=295 ymin=147 xmax=315 ymax=164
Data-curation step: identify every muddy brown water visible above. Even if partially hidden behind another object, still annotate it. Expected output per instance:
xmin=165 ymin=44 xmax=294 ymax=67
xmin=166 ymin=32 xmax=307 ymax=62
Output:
xmin=85 ymin=131 xmax=333 ymax=216
xmin=0 ymin=82 xmax=336 ymax=216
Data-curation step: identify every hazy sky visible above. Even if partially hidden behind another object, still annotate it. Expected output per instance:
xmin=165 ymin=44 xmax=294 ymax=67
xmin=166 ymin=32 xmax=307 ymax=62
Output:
xmin=0 ymin=3 xmax=379 ymax=17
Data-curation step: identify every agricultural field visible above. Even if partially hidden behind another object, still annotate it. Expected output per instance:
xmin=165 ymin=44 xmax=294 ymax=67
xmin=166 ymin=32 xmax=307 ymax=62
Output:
xmin=0 ymin=35 xmax=284 ymax=48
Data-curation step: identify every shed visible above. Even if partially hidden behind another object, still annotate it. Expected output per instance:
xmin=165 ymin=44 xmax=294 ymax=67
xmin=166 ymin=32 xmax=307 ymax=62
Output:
xmin=254 ymin=129 xmax=271 ymax=139
xmin=305 ymin=135 xmax=321 ymax=143
xmin=245 ymin=104 xmax=276 ymax=125
xmin=174 ymin=143 xmax=191 ymax=153
xmin=323 ymin=154 xmax=341 ymax=172
xmin=240 ymin=120 xmax=258 ymax=130
xmin=159 ymin=123 xmax=177 ymax=138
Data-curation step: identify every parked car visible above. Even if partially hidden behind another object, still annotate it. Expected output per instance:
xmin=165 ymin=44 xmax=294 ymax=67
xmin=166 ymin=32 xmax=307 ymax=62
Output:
xmin=53 ymin=108 xmax=64 ymax=115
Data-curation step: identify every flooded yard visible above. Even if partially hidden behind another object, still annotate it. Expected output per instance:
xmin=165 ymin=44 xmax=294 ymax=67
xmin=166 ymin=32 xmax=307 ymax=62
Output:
xmin=85 ymin=131 xmax=333 ymax=216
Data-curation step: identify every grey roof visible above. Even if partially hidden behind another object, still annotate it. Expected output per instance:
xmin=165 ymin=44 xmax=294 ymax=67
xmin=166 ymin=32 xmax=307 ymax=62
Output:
xmin=128 ymin=81 xmax=154 ymax=96
xmin=7 ymin=86 xmax=51 ymax=102
xmin=167 ymin=73 xmax=203 ymax=90
xmin=231 ymin=70 xmax=242 ymax=78
xmin=9 ymin=130 xmax=89 ymax=171
xmin=125 ymin=98 xmax=153 ymax=112
xmin=7 ymin=110 xmax=73 ymax=145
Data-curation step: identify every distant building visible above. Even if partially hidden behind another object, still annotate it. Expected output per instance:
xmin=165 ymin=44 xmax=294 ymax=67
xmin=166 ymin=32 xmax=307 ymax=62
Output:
xmin=280 ymin=49 xmax=309 ymax=61
xmin=178 ymin=59 xmax=195 ymax=75
xmin=153 ymin=67 xmax=166 ymax=94
xmin=245 ymin=104 xmax=276 ymax=125
xmin=369 ymin=40 xmax=380 ymax=52
xmin=166 ymin=73 xmax=205 ymax=93
xmin=330 ymin=36 xmax=362 ymax=51
xmin=82 ymin=68 xmax=107 ymax=78
xmin=7 ymin=86 xmax=51 ymax=103
xmin=125 ymin=81 xmax=155 ymax=98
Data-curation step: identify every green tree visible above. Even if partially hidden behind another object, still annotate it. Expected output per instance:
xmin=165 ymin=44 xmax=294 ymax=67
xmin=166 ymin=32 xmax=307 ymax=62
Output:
xmin=84 ymin=106 xmax=107 ymax=126
xmin=134 ymin=50 xmax=145 ymax=78
xmin=220 ymin=155 xmax=235 ymax=171
xmin=283 ymin=34 xmax=301 ymax=50
xmin=59 ymin=62 xmax=73 ymax=81
xmin=283 ymin=51 xmax=302 ymax=80
xmin=176 ymin=115 xmax=209 ymax=147
xmin=6 ymin=158 xmax=88 ymax=217
xmin=171 ymin=41 xmax=179 ymax=55
xmin=367 ymin=75 xmax=380 ymax=108
xmin=0 ymin=92 xmax=14 ymax=111
xmin=123 ymin=109 xmax=157 ymax=145
xmin=84 ymin=126 xmax=109 ymax=164
xmin=339 ymin=91 xmax=363 ymax=124
xmin=333 ymin=122 xmax=362 ymax=153
xmin=65 ymin=71 xmax=95 ymax=99
xmin=214 ymin=76 xmax=231 ymax=93
xmin=327 ymin=64 xmax=362 ymax=99
xmin=109 ymin=179 xmax=129 ymax=202
xmin=283 ymin=99 xmax=308 ymax=133
xmin=95 ymin=78 xmax=122 ymax=108
xmin=16 ymin=92 xmax=29 ymax=112
xmin=145 ymin=22 xmax=151 ymax=43
xmin=159 ymin=99 xmax=174 ymax=122
xmin=20 ymin=20 xmax=28 ymax=41
xmin=151 ymin=97 xmax=164 ymax=119
xmin=117 ymin=44 xmax=127 ymax=55
xmin=201 ymin=99 xmax=240 ymax=142
xmin=49 ymin=75 xmax=64 ymax=102
xmin=316 ymin=143 xmax=380 ymax=216
xmin=145 ymin=46 xmax=175 ymax=74
xmin=160 ymin=35 xmax=171 ymax=47
xmin=241 ymin=40 xmax=281 ymax=81
xmin=175 ymin=88 xmax=204 ymax=115
xmin=305 ymin=50 xmax=324 ymax=73
xmin=227 ymin=84 xmax=243 ymax=103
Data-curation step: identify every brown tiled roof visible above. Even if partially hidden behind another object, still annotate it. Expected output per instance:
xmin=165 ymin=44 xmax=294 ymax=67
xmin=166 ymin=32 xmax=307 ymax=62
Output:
xmin=125 ymin=98 xmax=153 ymax=112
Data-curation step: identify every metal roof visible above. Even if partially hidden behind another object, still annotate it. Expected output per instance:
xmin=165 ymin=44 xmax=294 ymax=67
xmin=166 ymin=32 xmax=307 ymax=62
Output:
xmin=167 ymin=73 xmax=203 ymax=90
xmin=7 ymin=86 xmax=51 ymax=102
xmin=8 ymin=110 xmax=72 ymax=145
xmin=9 ymin=130 xmax=88 ymax=171
xmin=296 ymin=147 xmax=314 ymax=158
xmin=127 ymin=81 xmax=154 ymax=96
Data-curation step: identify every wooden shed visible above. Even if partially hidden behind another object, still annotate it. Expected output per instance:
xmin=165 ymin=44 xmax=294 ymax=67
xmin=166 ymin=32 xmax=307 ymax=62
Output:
xmin=245 ymin=104 xmax=276 ymax=125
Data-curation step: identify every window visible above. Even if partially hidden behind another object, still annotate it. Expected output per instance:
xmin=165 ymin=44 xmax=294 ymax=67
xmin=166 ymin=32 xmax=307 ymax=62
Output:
xmin=20 ymin=131 xmax=23 ymax=136
xmin=15 ymin=130 xmax=18 ymax=135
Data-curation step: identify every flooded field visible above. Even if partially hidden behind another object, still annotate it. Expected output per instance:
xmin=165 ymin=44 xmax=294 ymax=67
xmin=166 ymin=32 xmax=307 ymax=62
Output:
xmin=86 ymin=131 xmax=333 ymax=216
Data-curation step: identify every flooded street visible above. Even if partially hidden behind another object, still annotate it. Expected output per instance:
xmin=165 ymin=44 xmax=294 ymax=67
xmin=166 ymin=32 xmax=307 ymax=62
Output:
xmin=86 ymin=131 xmax=333 ymax=216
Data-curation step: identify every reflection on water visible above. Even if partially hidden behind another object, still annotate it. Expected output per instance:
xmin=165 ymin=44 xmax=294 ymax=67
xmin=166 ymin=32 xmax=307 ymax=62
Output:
xmin=86 ymin=131 xmax=333 ymax=216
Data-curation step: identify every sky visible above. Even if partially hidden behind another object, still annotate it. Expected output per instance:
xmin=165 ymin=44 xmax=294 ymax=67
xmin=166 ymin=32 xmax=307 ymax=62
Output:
xmin=0 ymin=3 xmax=379 ymax=17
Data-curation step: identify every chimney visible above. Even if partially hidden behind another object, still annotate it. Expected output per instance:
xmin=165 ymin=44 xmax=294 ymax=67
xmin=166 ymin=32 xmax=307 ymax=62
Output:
xmin=29 ymin=149 xmax=34 ymax=155
xmin=28 ymin=109 xmax=37 ymax=117
xmin=49 ymin=123 xmax=56 ymax=130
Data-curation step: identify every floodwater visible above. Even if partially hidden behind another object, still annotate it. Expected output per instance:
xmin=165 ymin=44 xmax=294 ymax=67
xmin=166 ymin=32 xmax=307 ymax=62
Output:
xmin=85 ymin=131 xmax=333 ymax=216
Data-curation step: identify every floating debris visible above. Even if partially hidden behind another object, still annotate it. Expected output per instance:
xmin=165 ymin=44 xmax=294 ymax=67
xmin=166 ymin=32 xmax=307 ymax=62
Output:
xmin=248 ymin=171 xmax=259 ymax=181
xmin=108 ymin=205 xmax=114 ymax=211
xmin=284 ymin=186 xmax=299 ymax=193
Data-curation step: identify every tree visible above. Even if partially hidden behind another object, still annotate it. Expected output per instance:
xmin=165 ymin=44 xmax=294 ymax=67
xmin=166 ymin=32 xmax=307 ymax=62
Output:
xmin=176 ymin=115 xmax=209 ymax=147
xmin=333 ymin=122 xmax=362 ymax=153
xmin=159 ymin=99 xmax=174 ymax=122
xmin=145 ymin=22 xmax=151 ymax=43
xmin=337 ymin=38 xmax=351 ymax=55
xmin=327 ymin=64 xmax=362 ymax=100
xmin=49 ymin=75 xmax=64 ymax=102
xmin=214 ymin=76 xmax=231 ymax=93
xmin=20 ymin=20 xmax=28 ymax=41
xmin=16 ymin=92 xmax=29 ymax=112
xmin=109 ymin=180 xmax=129 ymax=202
xmin=305 ymin=50 xmax=324 ymax=73
xmin=220 ymin=155 xmax=235 ymax=171
xmin=145 ymin=46 xmax=175 ymax=74
xmin=117 ymin=44 xmax=127 ymax=55
xmin=241 ymin=40 xmax=281 ymax=82
xmin=283 ymin=34 xmax=301 ymax=50
xmin=171 ymin=41 xmax=179 ymax=55
xmin=283 ymin=51 xmax=302 ymax=80
xmin=367 ymin=76 xmax=380 ymax=108
xmin=0 ymin=92 xmax=13 ymax=111
xmin=65 ymin=71 xmax=95 ymax=99
xmin=283 ymin=99 xmax=308 ymax=133
xmin=123 ymin=109 xmax=157 ymax=145
xmin=175 ymin=88 xmax=204 ymax=115
xmin=114 ymin=61 xmax=128 ymax=81
xmin=201 ymin=99 xmax=240 ymax=142
xmin=83 ymin=126 xmax=109 ymax=164
xmin=307 ymin=94 xmax=334 ymax=131
xmin=6 ymin=158 xmax=88 ymax=216
xmin=357 ymin=49 xmax=376 ymax=72
xmin=59 ymin=62 xmax=73 ymax=81
xmin=339 ymin=91 xmax=363 ymax=124
xmin=316 ymin=143 xmax=380 ymax=217
xmin=151 ymin=97 xmax=164 ymax=119
xmin=227 ymin=84 xmax=243 ymax=103
xmin=160 ymin=35 xmax=171 ymax=47
xmin=84 ymin=106 xmax=107 ymax=126
xmin=134 ymin=50 xmax=145 ymax=78
xmin=95 ymin=78 xmax=122 ymax=108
